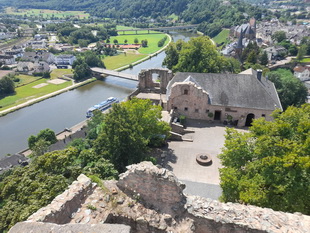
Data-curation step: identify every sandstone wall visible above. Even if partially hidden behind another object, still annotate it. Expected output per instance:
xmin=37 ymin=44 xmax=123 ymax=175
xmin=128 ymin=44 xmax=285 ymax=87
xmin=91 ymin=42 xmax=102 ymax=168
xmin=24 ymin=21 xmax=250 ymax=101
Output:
xmin=117 ymin=161 xmax=187 ymax=216
xmin=27 ymin=174 xmax=95 ymax=224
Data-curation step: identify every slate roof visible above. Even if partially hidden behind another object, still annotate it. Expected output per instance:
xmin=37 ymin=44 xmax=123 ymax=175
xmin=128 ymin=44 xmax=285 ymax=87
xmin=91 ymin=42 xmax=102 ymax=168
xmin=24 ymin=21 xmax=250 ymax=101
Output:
xmin=167 ymin=69 xmax=282 ymax=111
xmin=0 ymin=154 xmax=29 ymax=174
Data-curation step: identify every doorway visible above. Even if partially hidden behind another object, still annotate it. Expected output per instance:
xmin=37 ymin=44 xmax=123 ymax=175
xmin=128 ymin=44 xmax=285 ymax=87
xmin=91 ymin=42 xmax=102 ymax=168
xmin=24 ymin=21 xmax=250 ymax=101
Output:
xmin=214 ymin=111 xmax=221 ymax=120
xmin=245 ymin=113 xmax=255 ymax=126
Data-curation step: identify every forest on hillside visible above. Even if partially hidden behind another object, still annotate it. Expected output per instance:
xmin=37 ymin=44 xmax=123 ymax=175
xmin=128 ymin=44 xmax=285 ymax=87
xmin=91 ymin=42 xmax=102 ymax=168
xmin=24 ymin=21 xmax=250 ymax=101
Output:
xmin=0 ymin=0 xmax=271 ymax=37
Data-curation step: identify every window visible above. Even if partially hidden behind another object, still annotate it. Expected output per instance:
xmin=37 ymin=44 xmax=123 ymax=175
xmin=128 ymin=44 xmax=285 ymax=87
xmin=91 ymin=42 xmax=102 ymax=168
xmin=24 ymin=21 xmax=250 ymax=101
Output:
xmin=195 ymin=109 xmax=199 ymax=113
xmin=206 ymin=109 xmax=209 ymax=113
xmin=174 ymin=107 xmax=178 ymax=110
xmin=184 ymin=89 xmax=188 ymax=95
xmin=262 ymin=114 xmax=266 ymax=117
xmin=184 ymin=107 xmax=188 ymax=111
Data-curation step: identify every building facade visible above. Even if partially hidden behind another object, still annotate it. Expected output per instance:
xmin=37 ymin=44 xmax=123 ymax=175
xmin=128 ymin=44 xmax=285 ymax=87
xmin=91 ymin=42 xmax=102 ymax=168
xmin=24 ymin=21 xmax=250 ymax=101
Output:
xmin=165 ymin=69 xmax=282 ymax=127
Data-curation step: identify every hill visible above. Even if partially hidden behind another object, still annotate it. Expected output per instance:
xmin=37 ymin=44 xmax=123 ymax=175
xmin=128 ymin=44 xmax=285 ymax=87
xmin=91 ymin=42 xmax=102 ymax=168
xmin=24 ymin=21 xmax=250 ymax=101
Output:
xmin=0 ymin=0 xmax=271 ymax=37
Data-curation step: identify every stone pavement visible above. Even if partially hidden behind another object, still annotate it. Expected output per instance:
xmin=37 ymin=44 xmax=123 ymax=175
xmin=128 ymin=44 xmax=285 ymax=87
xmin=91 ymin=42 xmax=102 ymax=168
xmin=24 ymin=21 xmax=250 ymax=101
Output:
xmin=162 ymin=119 xmax=247 ymax=200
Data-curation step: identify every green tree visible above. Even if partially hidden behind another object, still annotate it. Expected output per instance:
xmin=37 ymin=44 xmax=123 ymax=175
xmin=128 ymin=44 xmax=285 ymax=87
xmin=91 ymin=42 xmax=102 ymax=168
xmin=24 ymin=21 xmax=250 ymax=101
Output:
xmin=93 ymin=98 xmax=170 ymax=172
xmin=272 ymin=31 xmax=287 ymax=43
xmin=267 ymin=69 xmax=307 ymax=110
xmin=141 ymin=39 xmax=148 ymax=47
xmin=219 ymin=104 xmax=310 ymax=215
xmin=84 ymin=51 xmax=105 ymax=68
xmin=260 ymin=51 xmax=268 ymax=66
xmin=31 ymin=138 xmax=51 ymax=157
xmin=42 ymin=72 xmax=51 ymax=79
xmin=78 ymin=39 xmax=89 ymax=47
xmin=246 ymin=50 xmax=258 ymax=64
xmin=163 ymin=42 xmax=180 ymax=70
xmin=113 ymin=39 xmax=118 ymax=44
xmin=297 ymin=44 xmax=307 ymax=61
xmin=134 ymin=38 xmax=139 ymax=44
xmin=73 ymin=61 xmax=92 ymax=81
xmin=0 ymin=76 xmax=15 ymax=95
xmin=172 ymin=36 xmax=227 ymax=73
xmin=124 ymin=39 xmax=128 ymax=44
xmin=28 ymin=128 xmax=57 ymax=149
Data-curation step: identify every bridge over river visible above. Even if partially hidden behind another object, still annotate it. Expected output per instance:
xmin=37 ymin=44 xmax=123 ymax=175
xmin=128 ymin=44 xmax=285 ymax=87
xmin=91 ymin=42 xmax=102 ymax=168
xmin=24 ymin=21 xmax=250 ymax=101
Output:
xmin=91 ymin=67 xmax=138 ymax=81
xmin=116 ymin=25 xmax=199 ymax=34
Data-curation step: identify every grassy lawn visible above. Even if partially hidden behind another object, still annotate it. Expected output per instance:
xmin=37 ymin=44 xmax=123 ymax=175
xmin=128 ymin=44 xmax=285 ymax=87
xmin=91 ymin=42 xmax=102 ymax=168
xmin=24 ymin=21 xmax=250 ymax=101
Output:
xmin=50 ymin=69 xmax=73 ymax=79
xmin=212 ymin=29 xmax=230 ymax=45
xmin=5 ymin=7 xmax=89 ymax=19
xmin=300 ymin=58 xmax=310 ymax=62
xmin=15 ymin=75 xmax=41 ymax=87
xmin=109 ymin=33 xmax=169 ymax=54
xmin=103 ymin=53 xmax=148 ymax=70
xmin=0 ymin=79 xmax=71 ymax=110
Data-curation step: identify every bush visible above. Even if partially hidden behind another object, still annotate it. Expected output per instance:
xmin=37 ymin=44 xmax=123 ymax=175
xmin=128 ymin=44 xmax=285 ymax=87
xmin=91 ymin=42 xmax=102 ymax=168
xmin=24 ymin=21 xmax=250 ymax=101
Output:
xmin=158 ymin=36 xmax=168 ymax=47
xmin=33 ymin=72 xmax=43 ymax=77
xmin=179 ymin=115 xmax=186 ymax=125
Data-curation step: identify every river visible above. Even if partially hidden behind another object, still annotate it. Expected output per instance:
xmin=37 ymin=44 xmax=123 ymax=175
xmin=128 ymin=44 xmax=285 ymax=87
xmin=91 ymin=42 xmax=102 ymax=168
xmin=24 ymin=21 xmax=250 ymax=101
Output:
xmin=0 ymin=31 xmax=197 ymax=158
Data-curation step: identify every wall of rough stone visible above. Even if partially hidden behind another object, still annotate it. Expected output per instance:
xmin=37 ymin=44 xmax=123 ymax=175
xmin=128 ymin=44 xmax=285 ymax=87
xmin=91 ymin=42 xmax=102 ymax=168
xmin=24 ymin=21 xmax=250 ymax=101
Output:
xmin=117 ymin=162 xmax=187 ymax=216
xmin=167 ymin=81 xmax=274 ymax=127
xmin=138 ymin=68 xmax=173 ymax=93
xmin=117 ymin=162 xmax=310 ymax=233
xmin=9 ymin=222 xmax=130 ymax=233
xmin=27 ymin=174 xmax=96 ymax=224
xmin=19 ymin=163 xmax=310 ymax=233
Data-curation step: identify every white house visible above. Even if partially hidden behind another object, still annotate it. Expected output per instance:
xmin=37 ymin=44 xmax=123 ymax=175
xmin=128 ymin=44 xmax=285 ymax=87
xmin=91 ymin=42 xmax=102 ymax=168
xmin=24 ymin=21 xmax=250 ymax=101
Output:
xmin=0 ymin=55 xmax=15 ymax=65
xmin=55 ymin=55 xmax=76 ymax=66
xmin=294 ymin=66 xmax=310 ymax=81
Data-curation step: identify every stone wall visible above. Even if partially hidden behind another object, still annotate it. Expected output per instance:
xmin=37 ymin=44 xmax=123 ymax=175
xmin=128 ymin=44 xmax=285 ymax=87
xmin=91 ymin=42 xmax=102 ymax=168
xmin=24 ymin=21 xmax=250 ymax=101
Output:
xmin=9 ymin=222 xmax=131 ymax=233
xmin=16 ymin=162 xmax=310 ymax=233
xmin=27 ymin=174 xmax=95 ymax=224
xmin=138 ymin=68 xmax=173 ymax=93
xmin=117 ymin=162 xmax=310 ymax=233
xmin=168 ymin=81 xmax=274 ymax=127
xmin=117 ymin=161 xmax=187 ymax=216
xmin=186 ymin=195 xmax=310 ymax=233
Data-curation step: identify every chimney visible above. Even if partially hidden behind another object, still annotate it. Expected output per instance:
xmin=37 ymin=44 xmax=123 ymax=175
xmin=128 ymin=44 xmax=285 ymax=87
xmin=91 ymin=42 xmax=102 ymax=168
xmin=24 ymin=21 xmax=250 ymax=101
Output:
xmin=257 ymin=69 xmax=262 ymax=81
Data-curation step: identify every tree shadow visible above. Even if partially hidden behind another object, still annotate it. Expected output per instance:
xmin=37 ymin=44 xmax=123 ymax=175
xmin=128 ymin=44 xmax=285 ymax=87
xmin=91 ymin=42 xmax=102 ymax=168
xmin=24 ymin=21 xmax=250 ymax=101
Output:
xmin=149 ymin=143 xmax=177 ymax=172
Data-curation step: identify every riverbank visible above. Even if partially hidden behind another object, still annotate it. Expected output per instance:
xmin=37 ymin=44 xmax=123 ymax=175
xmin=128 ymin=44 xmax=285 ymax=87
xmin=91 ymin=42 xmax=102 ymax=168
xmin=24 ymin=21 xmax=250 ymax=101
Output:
xmin=0 ymin=78 xmax=96 ymax=117
xmin=0 ymin=33 xmax=172 ymax=117
xmin=115 ymin=33 xmax=172 ymax=71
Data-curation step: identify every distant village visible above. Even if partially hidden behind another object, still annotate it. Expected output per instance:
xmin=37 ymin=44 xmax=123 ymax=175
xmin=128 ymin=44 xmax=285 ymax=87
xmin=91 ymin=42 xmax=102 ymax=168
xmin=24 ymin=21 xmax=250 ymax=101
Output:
xmin=221 ymin=17 xmax=310 ymax=98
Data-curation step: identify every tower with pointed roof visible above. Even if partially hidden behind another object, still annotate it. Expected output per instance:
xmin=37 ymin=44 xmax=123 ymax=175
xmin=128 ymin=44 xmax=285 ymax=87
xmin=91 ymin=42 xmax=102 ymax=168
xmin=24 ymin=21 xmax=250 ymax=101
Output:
xmin=235 ymin=29 xmax=244 ymax=62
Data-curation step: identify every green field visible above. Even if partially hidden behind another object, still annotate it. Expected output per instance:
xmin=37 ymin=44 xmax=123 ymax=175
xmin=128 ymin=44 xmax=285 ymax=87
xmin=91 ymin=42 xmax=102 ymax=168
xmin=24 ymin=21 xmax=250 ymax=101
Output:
xmin=0 ymin=78 xmax=71 ymax=110
xmin=103 ymin=53 xmax=148 ymax=70
xmin=15 ymin=75 xmax=41 ymax=87
xmin=212 ymin=29 xmax=230 ymax=45
xmin=109 ymin=33 xmax=169 ymax=54
xmin=6 ymin=7 xmax=89 ymax=19
xmin=50 ymin=69 xmax=73 ymax=79
xmin=300 ymin=58 xmax=310 ymax=63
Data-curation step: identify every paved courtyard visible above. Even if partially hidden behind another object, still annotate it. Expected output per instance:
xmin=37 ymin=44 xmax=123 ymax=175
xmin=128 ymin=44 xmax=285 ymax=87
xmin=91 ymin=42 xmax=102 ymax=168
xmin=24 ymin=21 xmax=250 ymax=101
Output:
xmin=161 ymin=119 xmax=248 ymax=199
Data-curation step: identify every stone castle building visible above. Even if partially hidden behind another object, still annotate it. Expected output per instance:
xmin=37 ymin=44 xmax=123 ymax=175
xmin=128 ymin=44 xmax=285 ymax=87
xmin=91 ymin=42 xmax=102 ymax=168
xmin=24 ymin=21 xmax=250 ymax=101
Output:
xmin=137 ymin=68 xmax=282 ymax=127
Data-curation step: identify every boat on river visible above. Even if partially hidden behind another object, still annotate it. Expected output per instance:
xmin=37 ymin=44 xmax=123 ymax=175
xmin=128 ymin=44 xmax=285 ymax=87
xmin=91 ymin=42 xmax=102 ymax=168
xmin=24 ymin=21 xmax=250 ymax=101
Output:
xmin=86 ymin=97 xmax=119 ymax=118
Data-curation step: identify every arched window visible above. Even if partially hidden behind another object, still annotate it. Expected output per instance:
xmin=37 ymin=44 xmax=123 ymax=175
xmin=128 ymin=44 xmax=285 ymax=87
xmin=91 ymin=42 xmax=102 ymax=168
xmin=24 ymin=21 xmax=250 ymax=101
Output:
xmin=184 ymin=89 xmax=188 ymax=95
